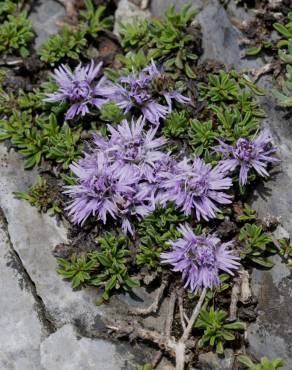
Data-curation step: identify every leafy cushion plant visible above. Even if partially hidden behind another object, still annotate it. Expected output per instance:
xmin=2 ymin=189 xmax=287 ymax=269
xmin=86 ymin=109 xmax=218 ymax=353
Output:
xmin=57 ymin=233 xmax=139 ymax=301
xmin=38 ymin=25 xmax=87 ymax=65
xmin=80 ymin=0 xmax=113 ymax=38
xmin=0 ymin=12 xmax=34 ymax=57
xmin=195 ymin=307 xmax=245 ymax=354
xmin=239 ymin=223 xmax=276 ymax=268
xmin=119 ymin=4 xmax=199 ymax=77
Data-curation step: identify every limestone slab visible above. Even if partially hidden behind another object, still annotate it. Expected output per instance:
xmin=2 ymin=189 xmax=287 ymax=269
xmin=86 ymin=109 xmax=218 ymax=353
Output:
xmin=0 ymin=214 xmax=43 ymax=370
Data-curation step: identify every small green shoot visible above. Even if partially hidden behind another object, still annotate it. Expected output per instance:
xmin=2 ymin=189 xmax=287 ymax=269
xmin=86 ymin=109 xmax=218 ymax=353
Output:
xmin=136 ymin=205 xmax=189 ymax=271
xmin=0 ymin=13 xmax=34 ymax=57
xmin=195 ymin=307 xmax=245 ymax=354
xmin=38 ymin=25 xmax=87 ymax=65
xmin=15 ymin=175 xmax=61 ymax=214
xmin=238 ymin=355 xmax=284 ymax=370
xmin=80 ymin=0 xmax=113 ymax=38
xmin=239 ymin=223 xmax=276 ymax=267
xmin=90 ymin=233 xmax=139 ymax=301
xmin=57 ymin=254 xmax=98 ymax=289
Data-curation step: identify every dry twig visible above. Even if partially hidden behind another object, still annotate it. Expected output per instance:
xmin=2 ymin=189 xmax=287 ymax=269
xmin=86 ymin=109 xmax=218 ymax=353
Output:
xmin=0 ymin=58 xmax=24 ymax=67
xmin=107 ymin=320 xmax=176 ymax=353
xmin=239 ymin=269 xmax=252 ymax=304
xmin=129 ymin=0 xmax=150 ymax=9
xmin=107 ymin=288 xmax=207 ymax=370
xmin=249 ymin=63 xmax=274 ymax=83
xmin=56 ymin=0 xmax=78 ymax=21
xmin=176 ymin=288 xmax=207 ymax=370
xmin=271 ymin=235 xmax=282 ymax=252
xmin=228 ymin=278 xmax=241 ymax=321
xmin=178 ymin=295 xmax=186 ymax=331
xmin=151 ymin=350 xmax=163 ymax=369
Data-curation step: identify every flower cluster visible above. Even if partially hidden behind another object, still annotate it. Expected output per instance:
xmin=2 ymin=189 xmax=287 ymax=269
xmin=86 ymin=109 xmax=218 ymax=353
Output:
xmin=45 ymin=61 xmax=107 ymax=120
xmin=93 ymin=116 xmax=167 ymax=180
xmin=214 ymin=132 xmax=278 ymax=185
xmin=55 ymin=59 xmax=278 ymax=293
xmin=160 ymin=224 xmax=240 ymax=291
xmin=66 ymin=119 xmax=233 ymax=232
xmin=65 ymin=117 xmax=167 ymax=234
xmin=101 ymin=60 xmax=190 ymax=125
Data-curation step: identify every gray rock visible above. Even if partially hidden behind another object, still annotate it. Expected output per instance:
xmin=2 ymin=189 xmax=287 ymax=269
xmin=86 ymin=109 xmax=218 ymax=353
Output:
xmin=0 ymin=145 xmax=98 ymax=333
xmin=29 ymin=0 xmax=65 ymax=48
xmin=40 ymin=324 xmax=136 ymax=370
xmin=246 ymin=255 xmax=292 ymax=369
xmin=150 ymin=0 xmax=186 ymax=16
xmin=273 ymin=225 xmax=290 ymax=240
xmin=114 ymin=0 xmax=151 ymax=36
xmin=0 ymin=211 xmax=43 ymax=370
xmin=198 ymin=349 xmax=234 ymax=370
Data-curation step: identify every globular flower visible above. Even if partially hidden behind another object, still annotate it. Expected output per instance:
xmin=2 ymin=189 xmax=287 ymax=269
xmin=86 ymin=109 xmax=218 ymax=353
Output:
xmin=64 ymin=152 xmax=138 ymax=225
xmin=101 ymin=60 xmax=189 ymax=125
xmin=160 ymin=224 xmax=240 ymax=291
xmin=93 ymin=116 xmax=167 ymax=181
xmin=214 ymin=132 xmax=279 ymax=185
xmin=64 ymin=134 xmax=157 ymax=234
xmin=44 ymin=60 xmax=107 ymax=120
xmin=159 ymin=157 xmax=232 ymax=220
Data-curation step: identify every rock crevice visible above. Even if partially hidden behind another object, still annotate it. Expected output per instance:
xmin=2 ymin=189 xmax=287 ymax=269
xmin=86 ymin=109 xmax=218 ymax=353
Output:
xmin=0 ymin=206 xmax=57 ymax=336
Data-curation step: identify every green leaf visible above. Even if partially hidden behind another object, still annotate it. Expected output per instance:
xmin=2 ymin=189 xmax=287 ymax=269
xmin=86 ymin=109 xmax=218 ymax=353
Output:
xmin=222 ymin=331 xmax=235 ymax=341
xmin=216 ymin=340 xmax=224 ymax=354
xmin=71 ymin=274 xmax=82 ymax=289
xmin=277 ymin=39 xmax=289 ymax=48
xmin=19 ymin=46 xmax=29 ymax=58
xmin=105 ymin=275 xmax=117 ymax=291
xmin=125 ymin=278 xmax=140 ymax=288
xmin=273 ymin=23 xmax=292 ymax=38
xmin=237 ymin=355 xmax=255 ymax=368
xmin=245 ymin=46 xmax=262 ymax=56
xmin=185 ymin=62 xmax=196 ymax=78
xmin=96 ymin=253 xmax=112 ymax=268
xmin=224 ymin=322 xmax=245 ymax=330
xmin=272 ymin=358 xmax=285 ymax=368
xmin=251 ymin=256 xmax=274 ymax=268
xmin=175 ymin=52 xmax=183 ymax=69
xmin=242 ymin=78 xmax=265 ymax=96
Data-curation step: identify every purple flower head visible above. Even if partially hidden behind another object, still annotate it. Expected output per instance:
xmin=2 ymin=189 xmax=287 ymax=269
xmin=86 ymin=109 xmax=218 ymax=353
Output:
xmin=160 ymin=224 xmax=240 ymax=291
xmin=64 ymin=128 xmax=159 ymax=234
xmin=44 ymin=61 xmax=107 ymax=120
xmin=100 ymin=60 xmax=189 ymax=125
xmin=160 ymin=157 xmax=232 ymax=220
xmin=119 ymin=187 xmax=152 ymax=235
xmin=93 ymin=116 xmax=167 ymax=181
xmin=214 ymin=131 xmax=279 ymax=185
xmin=64 ymin=152 xmax=137 ymax=225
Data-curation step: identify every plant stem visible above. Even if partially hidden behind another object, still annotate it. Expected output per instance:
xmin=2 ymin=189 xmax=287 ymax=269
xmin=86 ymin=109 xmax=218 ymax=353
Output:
xmin=176 ymin=288 xmax=207 ymax=370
